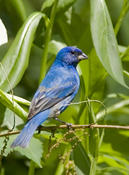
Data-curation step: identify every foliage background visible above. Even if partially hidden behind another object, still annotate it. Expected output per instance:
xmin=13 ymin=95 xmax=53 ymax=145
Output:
xmin=0 ymin=0 xmax=129 ymax=174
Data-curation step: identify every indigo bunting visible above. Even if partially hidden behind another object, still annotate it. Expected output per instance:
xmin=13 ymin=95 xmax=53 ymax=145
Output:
xmin=11 ymin=46 xmax=88 ymax=148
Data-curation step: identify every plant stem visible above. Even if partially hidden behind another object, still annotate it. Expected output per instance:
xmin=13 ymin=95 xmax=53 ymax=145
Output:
xmin=55 ymin=147 xmax=70 ymax=175
xmin=39 ymin=0 xmax=59 ymax=82
xmin=88 ymin=104 xmax=99 ymax=175
xmin=28 ymin=161 xmax=35 ymax=175
xmin=89 ymin=157 xmax=97 ymax=175
xmin=0 ymin=168 xmax=4 ymax=175
xmin=115 ymin=0 xmax=129 ymax=36
xmin=55 ymin=160 xmax=64 ymax=175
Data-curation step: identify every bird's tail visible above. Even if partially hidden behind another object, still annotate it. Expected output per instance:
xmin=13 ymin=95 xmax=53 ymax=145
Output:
xmin=11 ymin=110 xmax=49 ymax=148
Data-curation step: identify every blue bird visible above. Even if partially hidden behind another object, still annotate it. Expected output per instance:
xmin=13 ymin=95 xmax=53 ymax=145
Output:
xmin=11 ymin=46 xmax=88 ymax=148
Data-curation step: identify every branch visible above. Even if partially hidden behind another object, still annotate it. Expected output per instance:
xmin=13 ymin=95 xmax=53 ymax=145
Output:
xmin=1 ymin=124 xmax=129 ymax=137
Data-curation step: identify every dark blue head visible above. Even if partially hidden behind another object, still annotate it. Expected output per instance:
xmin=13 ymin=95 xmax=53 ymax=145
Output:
xmin=56 ymin=46 xmax=88 ymax=67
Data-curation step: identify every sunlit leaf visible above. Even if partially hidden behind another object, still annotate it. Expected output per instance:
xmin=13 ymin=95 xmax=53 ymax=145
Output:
xmin=0 ymin=88 xmax=28 ymax=120
xmin=0 ymin=12 xmax=46 ymax=92
xmin=48 ymin=40 xmax=66 ymax=55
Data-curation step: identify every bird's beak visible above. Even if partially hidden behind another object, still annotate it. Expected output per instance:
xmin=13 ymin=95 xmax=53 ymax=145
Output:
xmin=78 ymin=53 xmax=88 ymax=61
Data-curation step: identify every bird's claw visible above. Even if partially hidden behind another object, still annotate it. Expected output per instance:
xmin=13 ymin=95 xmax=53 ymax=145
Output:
xmin=66 ymin=123 xmax=72 ymax=130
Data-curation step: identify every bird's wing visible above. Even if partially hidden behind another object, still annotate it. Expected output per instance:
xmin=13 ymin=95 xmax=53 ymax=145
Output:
xmin=28 ymin=82 xmax=77 ymax=120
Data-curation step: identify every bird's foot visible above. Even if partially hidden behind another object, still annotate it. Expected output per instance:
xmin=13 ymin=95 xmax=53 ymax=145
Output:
xmin=37 ymin=125 xmax=42 ymax=134
xmin=66 ymin=122 xmax=72 ymax=130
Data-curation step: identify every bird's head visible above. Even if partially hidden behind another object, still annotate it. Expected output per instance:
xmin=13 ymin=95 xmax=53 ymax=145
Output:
xmin=56 ymin=46 xmax=88 ymax=67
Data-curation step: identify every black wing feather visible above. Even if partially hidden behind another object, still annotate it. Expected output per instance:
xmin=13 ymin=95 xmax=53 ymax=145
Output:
xmin=28 ymin=83 xmax=76 ymax=120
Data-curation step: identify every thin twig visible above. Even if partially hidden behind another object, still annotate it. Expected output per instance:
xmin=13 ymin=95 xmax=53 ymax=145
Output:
xmin=1 ymin=124 xmax=129 ymax=137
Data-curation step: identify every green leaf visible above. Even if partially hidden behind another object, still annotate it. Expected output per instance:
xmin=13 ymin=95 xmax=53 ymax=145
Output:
xmin=79 ymin=49 xmax=106 ymax=115
xmin=57 ymin=0 xmax=76 ymax=13
xmin=0 ymin=0 xmax=27 ymax=34
xmin=42 ymin=0 xmax=76 ymax=13
xmin=0 ymin=12 xmax=46 ymax=92
xmin=98 ymin=142 xmax=129 ymax=174
xmin=7 ymin=0 xmax=27 ymax=22
xmin=0 ymin=88 xmax=28 ymax=120
xmin=88 ymin=49 xmax=106 ymax=99
xmin=0 ymin=135 xmax=43 ymax=167
xmin=48 ymin=40 xmax=66 ymax=55
xmin=96 ymin=98 xmax=129 ymax=121
xmin=2 ymin=108 xmax=23 ymax=129
xmin=90 ymin=0 xmax=127 ymax=88
xmin=5 ymin=93 xmax=30 ymax=106
xmin=71 ymin=143 xmax=90 ymax=175
xmin=0 ymin=42 xmax=12 ymax=62
xmin=41 ymin=0 xmax=55 ymax=11
xmin=114 ymin=0 xmax=129 ymax=36
xmin=14 ymin=137 xmax=43 ymax=167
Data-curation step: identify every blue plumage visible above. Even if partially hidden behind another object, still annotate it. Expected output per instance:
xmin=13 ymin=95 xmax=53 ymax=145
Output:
xmin=11 ymin=110 xmax=50 ymax=148
xmin=11 ymin=46 xmax=88 ymax=148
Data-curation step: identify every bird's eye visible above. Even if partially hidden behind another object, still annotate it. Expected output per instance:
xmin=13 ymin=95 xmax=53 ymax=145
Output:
xmin=71 ymin=51 xmax=75 ymax=54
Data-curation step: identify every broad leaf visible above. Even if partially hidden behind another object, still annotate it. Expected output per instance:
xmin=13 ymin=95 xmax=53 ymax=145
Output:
xmin=90 ymin=0 xmax=127 ymax=88
xmin=0 ymin=12 xmax=46 ymax=92
xmin=0 ymin=88 xmax=28 ymax=120
xmin=2 ymin=108 xmax=23 ymax=129
xmin=48 ymin=40 xmax=66 ymax=55
xmin=0 ymin=135 xmax=43 ymax=167
xmin=71 ymin=143 xmax=90 ymax=175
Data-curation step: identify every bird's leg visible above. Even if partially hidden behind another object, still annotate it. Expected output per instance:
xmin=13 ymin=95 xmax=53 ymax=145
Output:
xmin=54 ymin=117 xmax=72 ymax=129
xmin=37 ymin=125 xmax=42 ymax=134
xmin=53 ymin=109 xmax=72 ymax=129
xmin=48 ymin=130 xmax=55 ymax=150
